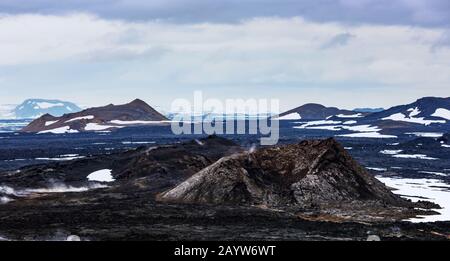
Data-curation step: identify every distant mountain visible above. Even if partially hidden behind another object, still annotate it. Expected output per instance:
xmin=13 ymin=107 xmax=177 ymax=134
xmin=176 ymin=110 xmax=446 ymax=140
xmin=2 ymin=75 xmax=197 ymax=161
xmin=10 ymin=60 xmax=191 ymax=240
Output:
xmin=21 ymin=99 xmax=168 ymax=133
xmin=166 ymin=112 xmax=273 ymax=121
xmin=277 ymin=103 xmax=367 ymax=120
xmin=364 ymin=97 xmax=450 ymax=125
xmin=13 ymin=99 xmax=82 ymax=119
xmin=353 ymin=108 xmax=384 ymax=113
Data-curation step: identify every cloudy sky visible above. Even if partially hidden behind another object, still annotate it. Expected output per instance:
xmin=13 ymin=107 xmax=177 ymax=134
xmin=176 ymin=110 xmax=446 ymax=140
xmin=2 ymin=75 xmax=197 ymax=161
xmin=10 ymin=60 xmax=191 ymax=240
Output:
xmin=0 ymin=0 xmax=449 ymax=111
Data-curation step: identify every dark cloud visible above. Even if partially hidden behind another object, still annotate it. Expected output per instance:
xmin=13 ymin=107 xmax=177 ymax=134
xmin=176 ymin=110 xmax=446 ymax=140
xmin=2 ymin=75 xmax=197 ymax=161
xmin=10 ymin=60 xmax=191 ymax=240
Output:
xmin=321 ymin=33 xmax=355 ymax=49
xmin=0 ymin=0 xmax=449 ymax=27
xmin=431 ymin=30 xmax=450 ymax=51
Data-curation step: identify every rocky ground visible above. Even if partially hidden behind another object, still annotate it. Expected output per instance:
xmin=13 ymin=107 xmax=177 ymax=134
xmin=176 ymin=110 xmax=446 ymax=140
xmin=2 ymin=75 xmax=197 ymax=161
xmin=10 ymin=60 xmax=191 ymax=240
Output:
xmin=0 ymin=136 xmax=449 ymax=241
xmin=0 ymin=191 xmax=449 ymax=241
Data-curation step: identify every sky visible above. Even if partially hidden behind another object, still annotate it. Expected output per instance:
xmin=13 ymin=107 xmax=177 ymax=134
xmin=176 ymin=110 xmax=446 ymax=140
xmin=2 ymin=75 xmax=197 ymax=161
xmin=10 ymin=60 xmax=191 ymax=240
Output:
xmin=0 ymin=0 xmax=449 ymax=112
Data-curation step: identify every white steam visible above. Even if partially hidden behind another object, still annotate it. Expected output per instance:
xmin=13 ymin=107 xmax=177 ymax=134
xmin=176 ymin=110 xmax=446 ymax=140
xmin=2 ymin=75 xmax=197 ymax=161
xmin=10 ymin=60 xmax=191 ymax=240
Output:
xmin=195 ymin=139 xmax=205 ymax=146
xmin=0 ymin=196 xmax=13 ymax=204
xmin=248 ymin=144 xmax=257 ymax=153
xmin=25 ymin=183 xmax=107 ymax=193
xmin=0 ymin=182 xmax=107 ymax=199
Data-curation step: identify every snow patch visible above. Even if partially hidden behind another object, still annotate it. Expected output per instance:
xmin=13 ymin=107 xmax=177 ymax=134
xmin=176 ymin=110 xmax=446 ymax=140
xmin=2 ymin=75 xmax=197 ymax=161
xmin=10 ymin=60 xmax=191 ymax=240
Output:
xmin=342 ymin=124 xmax=380 ymax=132
xmin=407 ymin=107 xmax=420 ymax=117
xmin=392 ymin=154 xmax=437 ymax=160
xmin=295 ymin=120 xmax=341 ymax=128
xmin=87 ymin=169 xmax=115 ymax=182
xmin=45 ymin=120 xmax=58 ymax=126
xmin=338 ymin=132 xmax=397 ymax=138
xmin=376 ymin=176 xmax=450 ymax=222
xmin=382 ymin=113 xmax=445 ymax=126
xmin=38 ymin=126 xmax=79 ymax=134
xmin=66 ymin=115 xmax=94 ymax=123
xmin=431 ymin=108 xmax=450 ymax=120
xmin=405 ymin=132 xmax=443 ymax=138
xmin=84 ymin=123 xmax=120 ymax=131
xmin=380 ymin=150 xmax=403 ymax=155
xmin=295 ymin=122 xmax=383 ymax=134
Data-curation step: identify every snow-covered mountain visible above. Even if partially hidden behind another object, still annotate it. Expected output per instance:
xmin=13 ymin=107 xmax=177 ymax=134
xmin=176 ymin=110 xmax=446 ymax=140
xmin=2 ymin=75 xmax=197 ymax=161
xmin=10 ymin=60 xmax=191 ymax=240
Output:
xmin=365 ymin=97 xmax=450 ymax=125
xmin=276 ymin=103 xmax=368 ymax=120
xmin=271 ymin=97 xmax=449 ymax=139
xmin=13 ymin=99 xmax=82 ymax=119
xmin=21 ymin=99 xmax=168 ymax=133
xmin=276 ymin=97 xmax=450 ymax=125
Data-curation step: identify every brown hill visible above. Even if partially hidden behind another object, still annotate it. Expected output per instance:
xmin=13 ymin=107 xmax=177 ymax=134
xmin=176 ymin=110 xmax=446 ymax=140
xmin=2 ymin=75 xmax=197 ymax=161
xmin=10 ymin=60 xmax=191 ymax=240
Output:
xmin=158 ymin=138 xmax=412 ymax=209
xmin=21 ymin=99 xmax=168 ymax=133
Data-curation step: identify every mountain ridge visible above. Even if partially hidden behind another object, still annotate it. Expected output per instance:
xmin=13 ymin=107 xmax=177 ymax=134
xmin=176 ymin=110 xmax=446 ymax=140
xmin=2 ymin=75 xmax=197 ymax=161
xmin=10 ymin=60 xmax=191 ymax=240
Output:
xmin=0 ymin=99 xmax=82 ymax=119
xmin=277 ymin=103 xmax=366 ymax=120
xmin=365 ymin=96 xmax=450 ymax=122
xmin=277 ymin=97 xmax=450 ymax=128
xmin=21 ymin=99 xmax=168 ymax=133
